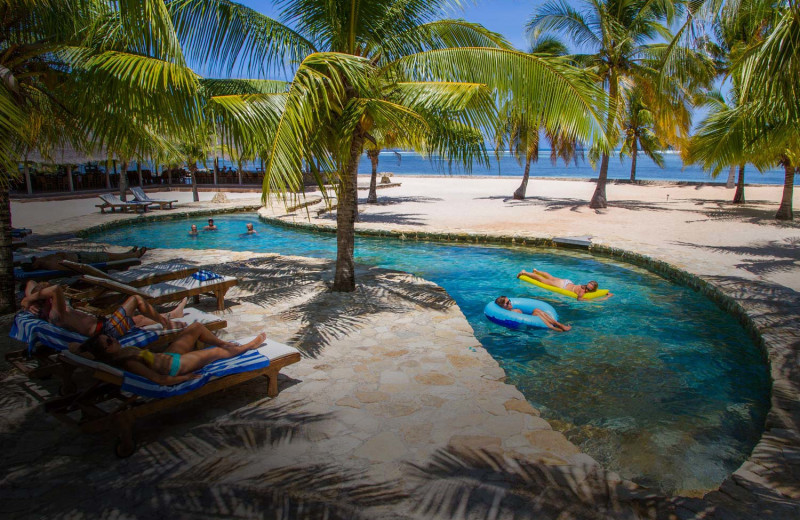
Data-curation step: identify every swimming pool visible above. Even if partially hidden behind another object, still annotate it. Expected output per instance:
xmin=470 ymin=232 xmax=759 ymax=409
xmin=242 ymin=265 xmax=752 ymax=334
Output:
xmin=88 ymin=214 xmax=770 ymax=493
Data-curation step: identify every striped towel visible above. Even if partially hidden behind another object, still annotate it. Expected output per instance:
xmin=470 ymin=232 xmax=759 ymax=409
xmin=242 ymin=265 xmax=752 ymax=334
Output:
xmin=62 ymin=337 xmax=299 ymax=399
xmin=10 ymin=312 xmax=158 ymax=355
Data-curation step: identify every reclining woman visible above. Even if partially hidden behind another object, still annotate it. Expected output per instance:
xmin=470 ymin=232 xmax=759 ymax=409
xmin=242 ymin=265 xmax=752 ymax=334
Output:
xmin=21 ymin=281 xmax=186 ymax=338
xmin=517 ymin=268 xmax=608 ymax=301
xmin=75 ymin=322 xmax=267 ymax=386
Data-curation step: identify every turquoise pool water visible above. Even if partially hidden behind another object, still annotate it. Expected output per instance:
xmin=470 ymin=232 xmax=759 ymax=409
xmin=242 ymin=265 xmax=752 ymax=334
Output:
xmin=89 ymin=214 xmax=770 ymax=493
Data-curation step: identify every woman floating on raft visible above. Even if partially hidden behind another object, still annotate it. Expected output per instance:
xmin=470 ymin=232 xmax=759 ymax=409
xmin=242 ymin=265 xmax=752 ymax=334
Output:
xmin=517 ymin=268 xmax=612 ymax=301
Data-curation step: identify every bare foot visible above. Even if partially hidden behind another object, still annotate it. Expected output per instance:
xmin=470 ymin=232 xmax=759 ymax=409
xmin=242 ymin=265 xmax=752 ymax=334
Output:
xmin=561 ymin=324 xmax=572 ymax=332
xmin=244 ymin=332 xmax=267 ymax=350
xmin=168 ymin=297 xmax=188 ymax=318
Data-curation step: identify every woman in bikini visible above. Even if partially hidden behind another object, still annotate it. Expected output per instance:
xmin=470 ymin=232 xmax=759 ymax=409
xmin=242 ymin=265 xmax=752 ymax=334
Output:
xmin=517 ymin=268 xmax=601 ymax=301
xmin=74 ymin=322 xmax=267 ymax=386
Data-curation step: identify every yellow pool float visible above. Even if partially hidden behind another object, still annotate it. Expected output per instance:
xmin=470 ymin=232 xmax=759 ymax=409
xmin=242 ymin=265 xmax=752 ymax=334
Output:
xmin=519 ymin=274 xmax=610 ymax=300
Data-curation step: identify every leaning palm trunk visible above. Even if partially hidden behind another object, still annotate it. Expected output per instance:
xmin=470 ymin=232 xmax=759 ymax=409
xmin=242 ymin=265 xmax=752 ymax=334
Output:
xmin=776 ymin=158 xmax=794 ymax=220
xmin=590 ymin=80 xmax=618 ymax=209
xmin=213 ymin=157 xmax=219 ymax=185
xmin=513 ymin=150 xmax=534 ymax=200
xmin=0 ymin=187 xmax=15 ymax=314
xmin=726 ymin=165 xmax=736 ymax=188
xmin=367 ymin=149 xmax=379 ymax=203
xmin=733 ymin=164 xmax=745 ymax=204
xmin=136 ymin=162 xmax=143 ymax=187
xmin=333 ymin=132 xmax=364 ymax=291
xmin=237 ymin=159 xmax=243 ymax=185
xmin=629 ymin=141 xmax=638 ymax=182
xmin=23 ymin=155 xmax=32 ymax=195
xmin=118 ymin=161 xmax=128 ymax=201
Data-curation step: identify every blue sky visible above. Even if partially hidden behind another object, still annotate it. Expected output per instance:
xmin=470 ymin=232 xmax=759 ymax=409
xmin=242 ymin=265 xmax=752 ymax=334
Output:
xmin=235 ymin=0 xmax=544 ymax=51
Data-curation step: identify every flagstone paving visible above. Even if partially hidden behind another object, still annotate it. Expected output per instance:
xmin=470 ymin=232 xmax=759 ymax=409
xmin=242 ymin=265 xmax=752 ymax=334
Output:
xmin=0 ymin=191 xmax=798 ymax=519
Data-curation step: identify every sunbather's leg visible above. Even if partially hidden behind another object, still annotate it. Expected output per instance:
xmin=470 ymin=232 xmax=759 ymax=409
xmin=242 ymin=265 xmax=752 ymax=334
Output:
xmin=121 ymin=295 xmax=180 ymax=329
xmin=173 ymin=332 xmax=267 ymax=374
xmin=166 ymin=297 xmax=188 ymax=319
xmin=166 ymin=323 xmax=262 ymax=354
xmin=517 ymin=269 xmax=563 ymax=286
xmin=532 ymin=309 xmax=571 ymax=332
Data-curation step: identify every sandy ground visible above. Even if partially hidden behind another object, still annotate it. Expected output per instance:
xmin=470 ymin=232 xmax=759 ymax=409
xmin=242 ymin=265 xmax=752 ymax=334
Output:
xmin=11 ymin=176 xmax=800 ymax=291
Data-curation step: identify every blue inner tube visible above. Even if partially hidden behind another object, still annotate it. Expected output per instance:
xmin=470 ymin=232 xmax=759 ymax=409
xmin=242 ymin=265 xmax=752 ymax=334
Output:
xmin=484 ymin=297 xmax=559 ymax=330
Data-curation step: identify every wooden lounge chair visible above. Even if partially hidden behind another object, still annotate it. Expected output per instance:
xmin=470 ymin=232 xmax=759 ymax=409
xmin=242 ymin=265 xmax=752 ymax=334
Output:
xmin=48 ymin=336 xmax=301 ymax=457
xmin=96 ymin=193 xmax=150 ymax=214
xmin=61 ymin=260 xmax=198 ymax=287
xmin=130 ymin=186 xmax=177 ymax=210
xmin=14 ymin=257 xmax=141 ymax=281
xmin=75 ymin=272 xmax=238 ymax=312
xmin=6 ymin=307 xmax=227 ymax=381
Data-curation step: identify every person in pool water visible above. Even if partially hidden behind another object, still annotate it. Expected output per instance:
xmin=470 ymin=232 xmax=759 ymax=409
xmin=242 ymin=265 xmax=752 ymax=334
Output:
xmin=74 ymin=323 xmax=268 ymax=386
xmin=495 ymin=296 xmax=571 ymax=332
xmin=189 ymin=224 xmax=198 ymax=236
xmin=517 ymin=268 xmax=609 ymax=300
xmin=204 ymin=218 xmax=217 ymax=231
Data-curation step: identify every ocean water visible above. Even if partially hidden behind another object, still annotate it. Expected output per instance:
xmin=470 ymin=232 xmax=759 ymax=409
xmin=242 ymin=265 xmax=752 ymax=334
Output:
xmin=90 ymin=214 xmax=770 ymax=494
xmin=131 ymin=150 xmax=792 ymax=185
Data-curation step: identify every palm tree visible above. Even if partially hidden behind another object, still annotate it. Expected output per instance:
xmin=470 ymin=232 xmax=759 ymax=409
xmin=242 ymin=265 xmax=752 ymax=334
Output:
xmin=620 ymin=88 xmax=664 ymax=182
xmin=495 ymin=36 xmax=580 ymax=200
xmin=529 ymin=0 xmax=692 ymax=208
xmin=1 ymin=0 xmax=199 ymax=312
xmin=171 ymin=0 xmax=606 ymax=292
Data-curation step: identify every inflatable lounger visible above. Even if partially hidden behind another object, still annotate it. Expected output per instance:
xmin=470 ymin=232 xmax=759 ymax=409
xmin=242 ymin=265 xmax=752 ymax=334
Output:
xmin=484 ymin=297 xmax=558 ymax=330
xmin=519 ymin=274 xmax=609 ymax=300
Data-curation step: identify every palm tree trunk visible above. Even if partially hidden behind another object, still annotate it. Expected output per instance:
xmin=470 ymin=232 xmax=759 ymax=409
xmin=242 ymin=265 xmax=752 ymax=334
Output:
xmin=66 ymin=165 xmax=74 ymax=192
xmin=137 ymin=162 xmax=143 ymax=187
xmin=106 ymin=158 xmax=113 ymax=189
xmin=590 ymin=152 xmax=610 ymax=209
xmin=629 ymin=141 xmax=638 ymax=182
xmin=0 ymin=187 xmax=16 ymax=313
xmin=213 ymin=157 xmax=219 ymax=185
xmin=367 ymin=149 xmax=379 ymax=204
xmin=590 ymin=77 xmax=618 ymax=209
xmin=189 ymin=163 xmax=199 ymax=202
xmin=732 ymin=164 xmax=745 ymax=204
xmin=776 ymin=157 xmax=794 ymax=220
xmin=167 ymin=166 xmax=172 ymax=185
xmin=333 ymin=131 xmax=364 ymax=292
xmin=119 ymin=161 xmax=128 ymax=201
xmin=513 ymin=150 xmax=533 ymax=200
xmin=726 ymin=165 xmax=736 ymax=189
xmin=237 ymin=159 xmax=243 ymax=185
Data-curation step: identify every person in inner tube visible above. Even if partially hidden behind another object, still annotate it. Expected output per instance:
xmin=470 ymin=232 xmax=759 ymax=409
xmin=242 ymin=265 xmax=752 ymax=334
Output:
xmin=495 ymin=296 xmax=571 ymax=332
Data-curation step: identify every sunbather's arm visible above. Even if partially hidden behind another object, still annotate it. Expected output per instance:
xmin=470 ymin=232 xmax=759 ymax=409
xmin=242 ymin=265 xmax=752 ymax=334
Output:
xmin=21 ymin=284 xmax=68 ymax=315
xmin=123 ymin=360 xmax=199 ymax=385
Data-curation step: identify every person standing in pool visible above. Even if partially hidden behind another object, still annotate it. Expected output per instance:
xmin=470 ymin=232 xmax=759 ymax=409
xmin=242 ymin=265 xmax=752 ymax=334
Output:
xmin=241 ymin=223 xmax=258 ymax=236
xmin=204 ymin=218 xmax=218 ymax=231
xmin=495 ymin=296 xmax=571 ymax=332
xmin=189 ymin=224 xmax=199 ymax=236
xmin=517 ymin=269 xmax=608 ymax=301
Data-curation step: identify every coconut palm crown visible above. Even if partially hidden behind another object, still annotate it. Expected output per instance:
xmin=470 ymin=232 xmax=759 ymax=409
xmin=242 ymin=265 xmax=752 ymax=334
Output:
xmin=170 ymin=0 xmax=607 ymax=291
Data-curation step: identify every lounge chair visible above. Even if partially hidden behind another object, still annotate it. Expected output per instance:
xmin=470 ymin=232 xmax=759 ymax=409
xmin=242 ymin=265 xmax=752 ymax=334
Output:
xmin=11 ymin=228 xmax=32 ymax=238
xmin=49 ymin=336 xmax=301 ymax=457
xmin=96 ymin=193 xmax=150 ymax=214
xmin=61 ymin=260 xmax=198 ymax=287
xmin=130 ymin=186 xmax=177 ymax=210
xmin=75 ymin=272 xmax=238 ymax=312
xmin=14 ymin=258 xmax=141 ymax=281
xmin=6 ymin=307 xmax=227 ymax=381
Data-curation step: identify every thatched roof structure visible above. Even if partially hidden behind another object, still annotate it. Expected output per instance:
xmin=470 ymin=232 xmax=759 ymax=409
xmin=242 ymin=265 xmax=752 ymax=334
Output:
xmin=22 ymin=143 xmax=113 ymax=164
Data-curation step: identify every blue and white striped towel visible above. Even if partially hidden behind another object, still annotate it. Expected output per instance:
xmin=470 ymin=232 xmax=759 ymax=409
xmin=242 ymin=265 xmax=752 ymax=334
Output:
xmin=62 ymin=337 xmax=299 ymax=399
xmin=10 ymin=312 xmax=158 ymax=355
